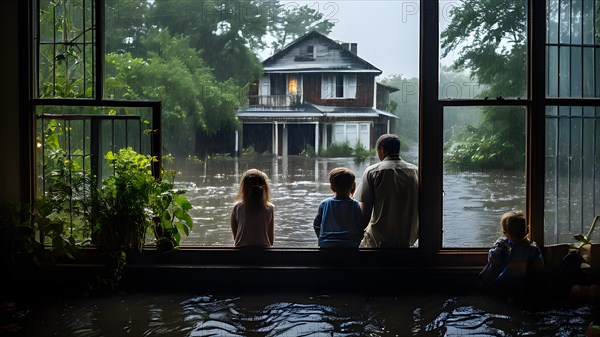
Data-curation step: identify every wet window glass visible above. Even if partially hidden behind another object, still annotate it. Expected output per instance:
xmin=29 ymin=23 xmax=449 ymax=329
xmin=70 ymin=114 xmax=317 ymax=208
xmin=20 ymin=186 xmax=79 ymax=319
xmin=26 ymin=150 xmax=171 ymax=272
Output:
xmin=439 ymin=0 xmax=528 ymax=100
xmin=443 ymin=106 xmax=526 ymax=248
xmin=36 ymin=0 xmax=420 ymax=248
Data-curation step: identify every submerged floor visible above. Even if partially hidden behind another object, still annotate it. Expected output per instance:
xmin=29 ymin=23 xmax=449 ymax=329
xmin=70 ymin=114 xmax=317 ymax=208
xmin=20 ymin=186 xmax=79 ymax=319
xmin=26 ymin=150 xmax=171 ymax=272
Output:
xmin=3 ymin=291 xmax=597 ymax=336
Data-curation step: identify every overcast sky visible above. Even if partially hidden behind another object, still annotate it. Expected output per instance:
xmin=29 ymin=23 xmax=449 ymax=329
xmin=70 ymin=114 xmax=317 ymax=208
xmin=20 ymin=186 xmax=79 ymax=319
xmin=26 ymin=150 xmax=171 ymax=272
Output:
xmin=275 ymin=1 xmax=421 ymax=79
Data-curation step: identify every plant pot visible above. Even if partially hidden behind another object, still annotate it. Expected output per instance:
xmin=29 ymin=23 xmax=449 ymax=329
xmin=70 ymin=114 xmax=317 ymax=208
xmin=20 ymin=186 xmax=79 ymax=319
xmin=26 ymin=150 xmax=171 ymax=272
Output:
xmin=579 ymin=243 xmax=600 ymax=270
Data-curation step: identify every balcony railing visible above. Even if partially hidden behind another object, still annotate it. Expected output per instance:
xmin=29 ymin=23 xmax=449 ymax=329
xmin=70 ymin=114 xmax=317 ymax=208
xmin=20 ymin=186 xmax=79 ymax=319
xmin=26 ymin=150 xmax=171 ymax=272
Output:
xmin=248 ymin=94 xmax=303 ymax=108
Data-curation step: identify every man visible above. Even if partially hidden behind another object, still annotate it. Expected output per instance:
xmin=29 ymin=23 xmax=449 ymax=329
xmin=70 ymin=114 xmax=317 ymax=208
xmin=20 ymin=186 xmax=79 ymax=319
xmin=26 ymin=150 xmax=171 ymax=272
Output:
xmin=354 ymin=134 xmax=419 ymax=248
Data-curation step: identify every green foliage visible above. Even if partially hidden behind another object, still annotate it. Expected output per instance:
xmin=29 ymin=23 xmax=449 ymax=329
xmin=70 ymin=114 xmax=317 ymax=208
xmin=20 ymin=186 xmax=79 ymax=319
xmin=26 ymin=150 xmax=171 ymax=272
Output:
xmin=149 ymin=171 xmax=194 ymax=253
xmin=319 ymin=142 xmax=374 ymax=161
xmin=300 ymin=144 xmax=316 ymax=158
xmin=0 ymin=203 xmax=48 ymax=271
xmin=444 ymin=107 xmax=525 ymax=170
xmin=381 ymin=75 xmax=419 ymax=145
xmin=353 ymin=143 xmax=374 ymax=163
xmin=320 ymin=142 xmax=354 ymax=157
xmin=38 ymin=120 xmax=92 ymax=257
xmin=440 ymin=0 xmax=527 ymax=169
xmin=241 ymin=146 xmax=256 ymax=157
xmin=90 ymin=148 xmax=156 ymax=253
xmin=104 ymin=28 xmax=245 ymax=155
xmin=87 ymin=147 xmax=193 ymax=288
xmin=38 ymin=0 xmax=95 ymax=98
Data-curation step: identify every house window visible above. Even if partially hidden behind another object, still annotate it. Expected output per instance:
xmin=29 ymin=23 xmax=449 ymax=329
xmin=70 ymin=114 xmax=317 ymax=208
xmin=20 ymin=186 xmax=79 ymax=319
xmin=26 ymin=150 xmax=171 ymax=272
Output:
xmin=321 ymin=74 xmax=357 ymax=99
xmin=332 ymin=123 xmax=369 ymax=148
xmin=288 ymin=75 xmax=298 ymax=95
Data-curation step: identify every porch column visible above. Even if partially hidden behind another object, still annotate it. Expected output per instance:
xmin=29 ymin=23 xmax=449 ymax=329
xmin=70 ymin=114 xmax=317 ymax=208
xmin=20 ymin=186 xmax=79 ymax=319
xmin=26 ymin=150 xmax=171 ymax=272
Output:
xmin=273 ymin=121 xmax=279 ymax=156
xmin=321 ymin=123 xmax=328 ymax=150
xmin=282 ymin=123 xmax=288 ymax=156
xmin=314 ymin=122 xmax=319 ymax=155
xmin=237 ymin=123 xmax=244 ymax=156
xmin=234 ymin=130 xmax=239 ymax=156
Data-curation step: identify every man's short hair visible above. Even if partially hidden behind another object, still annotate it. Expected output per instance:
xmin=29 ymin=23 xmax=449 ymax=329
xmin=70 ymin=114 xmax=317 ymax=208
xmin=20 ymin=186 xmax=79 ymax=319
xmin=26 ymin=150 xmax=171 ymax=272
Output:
xmin=375 ymin=134 xmax=401 ymax=156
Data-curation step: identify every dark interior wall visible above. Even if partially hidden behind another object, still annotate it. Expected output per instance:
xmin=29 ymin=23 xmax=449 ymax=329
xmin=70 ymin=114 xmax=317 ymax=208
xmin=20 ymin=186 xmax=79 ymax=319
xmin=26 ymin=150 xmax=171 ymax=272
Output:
xmin=0 ymin=0 xmax=22 ymax=203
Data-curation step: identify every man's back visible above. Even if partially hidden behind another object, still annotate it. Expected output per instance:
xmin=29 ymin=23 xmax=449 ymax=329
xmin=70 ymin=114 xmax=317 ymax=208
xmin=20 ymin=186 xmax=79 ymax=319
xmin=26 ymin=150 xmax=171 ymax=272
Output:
xmin=354 ymin=155 xmax=419 ymax=248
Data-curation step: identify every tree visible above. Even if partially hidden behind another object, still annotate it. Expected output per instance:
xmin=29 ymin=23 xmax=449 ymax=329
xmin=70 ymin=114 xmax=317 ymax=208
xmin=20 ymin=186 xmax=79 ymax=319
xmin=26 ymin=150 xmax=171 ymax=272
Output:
xmin=381 ymin=75 xmax=419 ymax=148
xmin=440 ymin=0 xmax=526 ymax=169
xmin=105 ymin=29 xmax=244 ymax=156
xmin=268 ymin=2 xmax=336 ymax=53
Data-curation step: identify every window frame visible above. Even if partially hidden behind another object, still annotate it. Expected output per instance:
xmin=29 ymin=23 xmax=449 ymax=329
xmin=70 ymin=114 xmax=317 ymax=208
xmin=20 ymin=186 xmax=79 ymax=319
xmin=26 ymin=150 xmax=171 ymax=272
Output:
xmin=22 ymin=0 xmax=563 ymax=269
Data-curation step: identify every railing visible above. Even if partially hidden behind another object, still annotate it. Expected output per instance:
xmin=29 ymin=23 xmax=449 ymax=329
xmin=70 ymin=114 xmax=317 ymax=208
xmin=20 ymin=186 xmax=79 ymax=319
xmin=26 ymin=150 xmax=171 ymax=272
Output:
xmin=33 ymin=101 xmax=162 ymax=243
xmin=247 ymin=94 xmax=303 ymax=108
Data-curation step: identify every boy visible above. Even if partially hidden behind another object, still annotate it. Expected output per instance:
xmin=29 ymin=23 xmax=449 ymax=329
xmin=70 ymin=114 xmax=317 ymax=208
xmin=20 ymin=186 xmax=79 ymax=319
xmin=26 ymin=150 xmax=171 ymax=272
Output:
xmin=313 ymin=167 xmax=364 ymax=248
xmin=480 ymin=211 xmax=545 ymax=291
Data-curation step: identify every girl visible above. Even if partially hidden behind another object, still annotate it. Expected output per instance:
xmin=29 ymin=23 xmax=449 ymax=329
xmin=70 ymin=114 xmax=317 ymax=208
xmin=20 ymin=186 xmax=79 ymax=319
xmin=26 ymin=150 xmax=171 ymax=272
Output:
xmin=231 ymin=169 xmax=274 ymax=247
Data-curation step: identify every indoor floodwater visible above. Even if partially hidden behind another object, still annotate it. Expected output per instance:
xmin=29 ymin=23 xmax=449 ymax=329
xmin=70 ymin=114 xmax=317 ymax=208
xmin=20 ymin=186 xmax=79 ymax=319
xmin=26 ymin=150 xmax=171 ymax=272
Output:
xmin=20 ymin=292 xmax=594 ymax=336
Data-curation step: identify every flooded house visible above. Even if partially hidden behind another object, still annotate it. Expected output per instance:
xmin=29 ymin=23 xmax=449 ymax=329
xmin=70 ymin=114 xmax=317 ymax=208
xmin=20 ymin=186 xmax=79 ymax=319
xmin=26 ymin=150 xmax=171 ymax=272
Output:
xmin=237 ymin=31 xmax=398 ymax=156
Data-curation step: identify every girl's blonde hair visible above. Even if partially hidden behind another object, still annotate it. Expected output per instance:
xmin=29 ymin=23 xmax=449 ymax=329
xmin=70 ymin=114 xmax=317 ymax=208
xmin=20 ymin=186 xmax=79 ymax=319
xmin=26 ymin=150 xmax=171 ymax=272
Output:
xmin=236 ymin=169 xmax=271 ymax=210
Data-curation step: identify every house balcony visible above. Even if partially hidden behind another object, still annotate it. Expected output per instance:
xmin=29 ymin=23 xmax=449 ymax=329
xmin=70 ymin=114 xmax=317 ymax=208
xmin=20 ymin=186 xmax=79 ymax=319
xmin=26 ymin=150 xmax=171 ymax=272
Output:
xmin=247 ymin=94 xmax=303 ymax=109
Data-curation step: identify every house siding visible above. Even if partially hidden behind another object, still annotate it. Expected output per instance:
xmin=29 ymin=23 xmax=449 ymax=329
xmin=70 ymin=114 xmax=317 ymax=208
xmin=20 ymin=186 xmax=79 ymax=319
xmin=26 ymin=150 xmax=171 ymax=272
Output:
xmin=303 ymin=73 xmax=375 ymax=107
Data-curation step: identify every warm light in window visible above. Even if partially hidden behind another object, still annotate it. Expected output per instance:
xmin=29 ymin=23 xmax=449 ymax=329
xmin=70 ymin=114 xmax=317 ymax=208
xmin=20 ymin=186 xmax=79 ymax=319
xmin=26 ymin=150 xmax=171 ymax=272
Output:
xmin=288 ymin=78 xmax=297 ymax=94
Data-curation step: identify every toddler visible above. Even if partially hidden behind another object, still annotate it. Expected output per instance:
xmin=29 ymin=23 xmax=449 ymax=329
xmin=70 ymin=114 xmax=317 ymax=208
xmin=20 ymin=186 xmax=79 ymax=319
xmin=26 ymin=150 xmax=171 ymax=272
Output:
xmin=231 ymin=169 xmax=274 ymax=247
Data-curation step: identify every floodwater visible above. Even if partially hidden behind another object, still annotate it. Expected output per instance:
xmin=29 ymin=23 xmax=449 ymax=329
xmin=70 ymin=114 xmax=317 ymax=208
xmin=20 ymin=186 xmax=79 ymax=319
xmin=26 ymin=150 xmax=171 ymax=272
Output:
xmin=19 ymin=292 xmax=594 ymax=336
xmin=170 ymin=154 xmax=524 ymax=248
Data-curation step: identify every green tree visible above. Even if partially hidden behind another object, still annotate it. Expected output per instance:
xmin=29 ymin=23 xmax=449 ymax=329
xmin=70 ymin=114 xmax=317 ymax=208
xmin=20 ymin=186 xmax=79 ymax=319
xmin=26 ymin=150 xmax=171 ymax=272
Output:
xmin=381 ymin=75 xmax=419 ymax=147
xmin=440 ymin=0 xmax=526 ymax=169
xmin=105 ymin=29 xmax=244 ymax=155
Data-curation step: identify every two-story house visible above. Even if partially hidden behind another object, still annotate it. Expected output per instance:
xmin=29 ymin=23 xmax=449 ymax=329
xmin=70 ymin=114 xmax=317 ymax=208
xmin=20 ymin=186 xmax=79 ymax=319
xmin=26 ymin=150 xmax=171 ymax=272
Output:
xmin=236 ymin=30 xmax=398 ymax=156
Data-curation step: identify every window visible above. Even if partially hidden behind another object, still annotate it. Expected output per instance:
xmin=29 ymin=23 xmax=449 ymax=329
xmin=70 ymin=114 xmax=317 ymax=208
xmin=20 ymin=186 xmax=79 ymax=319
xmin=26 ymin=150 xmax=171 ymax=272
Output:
xmin=439 ymin=0 xmax=529 ymax=248
xmin=288 ymin=75 xmax=298 ymax=95
xmin=40 ymin=0 xmax=600 ymax=255
xmin=544 ymin=0 xmax=600 ymax=245
xmin=332 ymin=123 xmax=370 ymax=148
xmin=321 ymin=74 xmax=357 ymax=99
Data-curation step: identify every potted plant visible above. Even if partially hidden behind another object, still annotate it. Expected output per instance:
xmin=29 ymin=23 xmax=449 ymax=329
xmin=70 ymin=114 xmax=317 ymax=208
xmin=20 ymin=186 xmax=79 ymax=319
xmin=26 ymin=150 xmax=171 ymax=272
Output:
xmin=149 ymin=170 xmax=194 ymax=254
xmin=87 ymin=147 xmax=194 ymax=288
xmin=574 ymin=214 xmax=600 ymax=268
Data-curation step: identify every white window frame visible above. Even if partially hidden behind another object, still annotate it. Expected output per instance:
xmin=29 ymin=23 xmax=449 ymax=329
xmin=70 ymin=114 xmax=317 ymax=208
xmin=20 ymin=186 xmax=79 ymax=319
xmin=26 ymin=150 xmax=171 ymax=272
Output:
xmin=321 ymin=74 xmax=357 ymax=99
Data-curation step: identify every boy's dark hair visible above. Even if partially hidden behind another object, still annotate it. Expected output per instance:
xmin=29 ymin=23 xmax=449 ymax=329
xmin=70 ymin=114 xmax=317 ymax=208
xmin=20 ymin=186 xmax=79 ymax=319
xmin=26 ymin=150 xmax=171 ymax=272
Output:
xmin=329 ymin=167 xmax=355 ymax=195
xmin=501 ymin=211 xmax=528 ymax=240
xmin=375 ymin=134 xmax=401 ymax=156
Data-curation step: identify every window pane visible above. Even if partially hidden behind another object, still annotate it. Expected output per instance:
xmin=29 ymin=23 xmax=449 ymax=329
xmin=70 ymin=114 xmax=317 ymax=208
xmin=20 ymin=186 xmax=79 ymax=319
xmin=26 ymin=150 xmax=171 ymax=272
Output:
xmin=37 ymin=0 xmax=96 ymax=98
xmin=443 ymin=106 xmax=526 ymax=248
xmin=35 ymin=105 xmax=155 ymax=246
xmin=545 ymin=106 xmax=600 ymax=244
xmin=103 ymin=0 xmax=419 ymax=247
xmin=439 ymin=0 xmax=527 ymax=99
xmin=547 ymin=0 xmax=600 ymax=98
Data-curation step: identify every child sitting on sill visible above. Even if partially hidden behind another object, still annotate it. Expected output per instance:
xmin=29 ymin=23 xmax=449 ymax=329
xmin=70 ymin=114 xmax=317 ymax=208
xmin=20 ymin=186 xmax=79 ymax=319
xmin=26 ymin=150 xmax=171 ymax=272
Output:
xmin=479 ymin=210 xmax=545 ymax=292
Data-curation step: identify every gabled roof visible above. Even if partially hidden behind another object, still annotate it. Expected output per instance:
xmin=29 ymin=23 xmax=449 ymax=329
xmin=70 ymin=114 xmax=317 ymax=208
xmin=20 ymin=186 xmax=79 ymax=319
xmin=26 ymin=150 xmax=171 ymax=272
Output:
xmin=261 ymin=31 xmax=382 ymax=74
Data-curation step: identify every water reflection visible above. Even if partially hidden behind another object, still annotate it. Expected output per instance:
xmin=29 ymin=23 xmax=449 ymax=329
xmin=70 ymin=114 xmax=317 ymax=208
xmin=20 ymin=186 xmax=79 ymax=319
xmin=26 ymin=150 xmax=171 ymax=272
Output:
xmin=171 ymin=155 xmax=524 ymax=248
xmin=23 ymin=293 xmax=593 ymax=336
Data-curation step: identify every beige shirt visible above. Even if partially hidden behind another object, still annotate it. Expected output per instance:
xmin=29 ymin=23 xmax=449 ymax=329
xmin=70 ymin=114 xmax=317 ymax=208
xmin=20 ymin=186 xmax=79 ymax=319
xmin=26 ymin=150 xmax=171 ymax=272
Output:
xmin=354 ymin=155 xmax=419 ymax=248
xmin=230 ymin=201 xmax=274 ymax=247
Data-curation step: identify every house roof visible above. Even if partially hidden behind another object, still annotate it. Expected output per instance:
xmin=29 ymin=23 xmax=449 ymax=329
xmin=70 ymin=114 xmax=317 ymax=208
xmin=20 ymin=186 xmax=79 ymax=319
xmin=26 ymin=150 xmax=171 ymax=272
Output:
xmin=377 ymin=82 xmax=401 ymax=93
xmin=261 ymin=31 xmax=382 ymax=74
xmin=236 ymin=103 xmax=397 ymax=120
